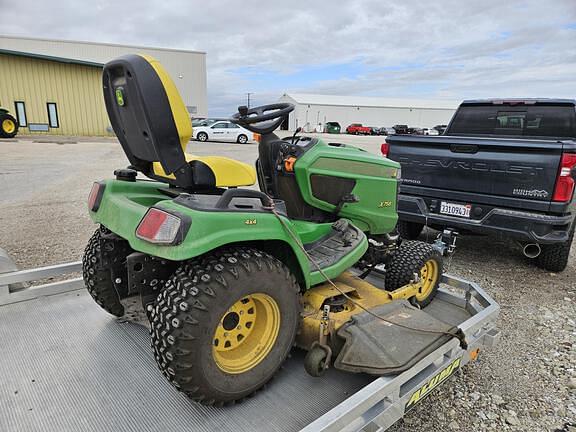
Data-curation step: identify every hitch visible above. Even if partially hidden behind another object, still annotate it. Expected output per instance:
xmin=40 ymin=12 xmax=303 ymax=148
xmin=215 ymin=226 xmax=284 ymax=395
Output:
xmin=432 ymin=228 xmax=459 ymax=256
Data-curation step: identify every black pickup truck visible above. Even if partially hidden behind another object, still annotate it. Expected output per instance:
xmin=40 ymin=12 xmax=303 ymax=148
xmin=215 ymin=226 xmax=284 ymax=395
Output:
xmin=384 ymin=99 xmax=576 ymax=272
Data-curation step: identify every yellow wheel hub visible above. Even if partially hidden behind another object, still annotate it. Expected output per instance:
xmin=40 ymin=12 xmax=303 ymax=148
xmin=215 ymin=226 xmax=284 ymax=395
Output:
xmin=2 ymin=119 xmax=15 ymax=134
xmin=416 ymin=259 xmax=439 ymax=301
xmin=213 ymin=293 xmax=281 ymax=374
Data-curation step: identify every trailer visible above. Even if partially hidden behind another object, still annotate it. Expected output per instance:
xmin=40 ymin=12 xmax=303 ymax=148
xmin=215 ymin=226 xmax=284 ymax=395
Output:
xmin=0 ymin=258 xmax=499 ymax=432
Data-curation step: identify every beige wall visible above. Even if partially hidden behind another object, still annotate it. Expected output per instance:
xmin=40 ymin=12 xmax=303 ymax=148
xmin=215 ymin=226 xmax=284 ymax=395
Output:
xmin=0 ymin=36 xmax=207 ymax=117
xmin=0 ymin=53 xmax=112 ymax=136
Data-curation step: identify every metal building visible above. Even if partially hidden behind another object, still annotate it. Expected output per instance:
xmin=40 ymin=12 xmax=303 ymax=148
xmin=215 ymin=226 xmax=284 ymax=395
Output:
xmin=0 ymin=35 xmax=207 ymax=136
xmin=278 ymin=93 xmax=459 ymax=132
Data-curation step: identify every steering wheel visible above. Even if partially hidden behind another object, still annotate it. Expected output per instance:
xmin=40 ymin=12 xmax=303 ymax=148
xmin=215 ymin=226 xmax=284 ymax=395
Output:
xmin=231 ymin=103 xmax=294 ymax=134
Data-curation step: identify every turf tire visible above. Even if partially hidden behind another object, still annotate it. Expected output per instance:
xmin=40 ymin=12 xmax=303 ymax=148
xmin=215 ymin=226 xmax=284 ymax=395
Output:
xmin=385 ymin=240 xmax=443 ymax=308
xmin=0 ymin=113 xmax=18 ymax=138
xmin=149 ymin=247 xmax=300 ymax=405
xmin=82 ymin=228 xmax=125 ymax=316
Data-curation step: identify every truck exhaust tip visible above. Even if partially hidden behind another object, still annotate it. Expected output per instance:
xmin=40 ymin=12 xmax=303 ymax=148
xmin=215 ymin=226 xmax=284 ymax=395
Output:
xmin=522 ymin=243 xmax=541 ymax=259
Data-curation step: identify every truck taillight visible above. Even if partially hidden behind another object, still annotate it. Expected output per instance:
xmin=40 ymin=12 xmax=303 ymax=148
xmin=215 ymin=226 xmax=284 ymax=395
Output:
xmin=88 ymin=182 xmax=105 ymax=212
xmin=381 ymin=143 xmax=390 ymax=158
xmin=552 ymin=153 xmax=576 ymax=202
xmin=136 ymin=208 xmax=183 ymax=244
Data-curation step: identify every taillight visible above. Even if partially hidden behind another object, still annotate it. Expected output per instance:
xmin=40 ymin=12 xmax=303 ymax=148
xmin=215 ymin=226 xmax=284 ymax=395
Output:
xmin=88 ymin=182 xmax=105 ymax=212
xmin=136 ymin=208 xmax=185 ymax=244
xmin=553 ymin=153 xmax=576 ymax=202
xmin=381 ymin=143 xmax=390 ymax=158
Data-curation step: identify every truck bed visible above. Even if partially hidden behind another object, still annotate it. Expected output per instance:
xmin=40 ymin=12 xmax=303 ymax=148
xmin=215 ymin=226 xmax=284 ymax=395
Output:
xmin=0 ymin=265 xmax=499 ymax=432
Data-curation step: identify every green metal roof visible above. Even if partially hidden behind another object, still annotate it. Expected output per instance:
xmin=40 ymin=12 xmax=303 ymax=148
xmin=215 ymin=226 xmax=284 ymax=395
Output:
xmin=0 ymin=48 xmax=104 ymax=67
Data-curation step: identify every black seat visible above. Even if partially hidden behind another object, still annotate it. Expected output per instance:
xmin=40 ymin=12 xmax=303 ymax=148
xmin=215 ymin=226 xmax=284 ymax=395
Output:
xmin=102 ymin=54 xmax=255 ymax=190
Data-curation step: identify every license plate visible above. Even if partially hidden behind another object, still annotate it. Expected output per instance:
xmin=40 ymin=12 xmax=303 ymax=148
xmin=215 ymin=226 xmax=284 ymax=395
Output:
xmin=440 ymin=202 xmax=471 ymax=218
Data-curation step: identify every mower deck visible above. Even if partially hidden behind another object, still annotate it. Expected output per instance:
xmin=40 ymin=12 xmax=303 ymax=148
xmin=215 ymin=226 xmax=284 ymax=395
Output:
xmin=0 ymin=265 xmax=499 ymax=432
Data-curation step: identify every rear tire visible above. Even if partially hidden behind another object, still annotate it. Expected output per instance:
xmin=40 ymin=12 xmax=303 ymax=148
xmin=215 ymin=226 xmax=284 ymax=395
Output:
xmin=82 ymin=228 xmax=125 ymax=316
xmin=535 ymin=222 xmax=575 ymax=272
xmin=396 ymin=220 xmax=424 ymax=240
xmin=150 ymin=247 xmax=300 ymax=405
xmin=197 ymin=132 xmax=208 ymax=142
xmin=0 ymin=113 xmax=18 ymax=138
xmin=237 ymin=134 xmax=248 ymax=144
xmin=385 ymin=241 xmax=443 ymax=308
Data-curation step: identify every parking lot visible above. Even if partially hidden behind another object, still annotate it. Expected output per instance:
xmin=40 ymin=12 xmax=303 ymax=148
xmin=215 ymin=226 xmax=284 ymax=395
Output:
xmin=0 ymin=134 xmax=575 ymax=431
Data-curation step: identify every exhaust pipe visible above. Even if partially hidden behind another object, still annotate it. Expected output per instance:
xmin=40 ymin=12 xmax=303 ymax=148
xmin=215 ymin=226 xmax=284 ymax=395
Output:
xmin=522 ymin=243 xmax=541 ymax=259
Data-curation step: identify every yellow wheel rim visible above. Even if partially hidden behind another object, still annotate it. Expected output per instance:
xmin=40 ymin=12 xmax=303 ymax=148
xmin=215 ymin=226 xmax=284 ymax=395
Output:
xmin=213 ymin=293 xmax=281 ymax=374
xmin=415 ymin=259 xmax=439 ymax=301
xmin=2 ymin=119 xmax=15 ymax=134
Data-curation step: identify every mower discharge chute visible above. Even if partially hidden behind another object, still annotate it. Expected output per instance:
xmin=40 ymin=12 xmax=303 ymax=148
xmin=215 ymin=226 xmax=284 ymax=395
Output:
xmin=83 ymin=54 xmax=461 ymax=404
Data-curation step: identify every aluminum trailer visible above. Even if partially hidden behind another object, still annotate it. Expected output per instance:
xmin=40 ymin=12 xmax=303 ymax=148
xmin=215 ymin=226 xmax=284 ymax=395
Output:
xmin=0 ymin=262 xmax=500 ymax=432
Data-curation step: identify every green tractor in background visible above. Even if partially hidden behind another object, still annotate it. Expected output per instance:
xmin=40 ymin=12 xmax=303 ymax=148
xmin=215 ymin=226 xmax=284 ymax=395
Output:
xmin=83 ymin=54 xmax=458 ymax=405
xmin=0 ymin=108 xmax=18 ymax=138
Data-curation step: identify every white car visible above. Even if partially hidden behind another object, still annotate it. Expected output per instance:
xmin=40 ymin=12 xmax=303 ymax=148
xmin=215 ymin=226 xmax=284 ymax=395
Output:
xmin=193 ymin=120 xmax=253 ymax=144
xmin=422 ymin=127 xmax=440 ymax=136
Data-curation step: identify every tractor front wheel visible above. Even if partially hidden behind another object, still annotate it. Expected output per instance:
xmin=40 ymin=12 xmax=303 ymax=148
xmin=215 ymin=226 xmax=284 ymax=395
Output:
xmin=150 ymin=247 xmax=300 ymax=405
xmin=385 ymin=241 xmax=443 ymax=308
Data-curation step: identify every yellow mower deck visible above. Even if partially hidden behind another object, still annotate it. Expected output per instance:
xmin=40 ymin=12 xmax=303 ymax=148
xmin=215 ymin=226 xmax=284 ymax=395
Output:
xmin=298 ymin=271 xmax=424 ymax=350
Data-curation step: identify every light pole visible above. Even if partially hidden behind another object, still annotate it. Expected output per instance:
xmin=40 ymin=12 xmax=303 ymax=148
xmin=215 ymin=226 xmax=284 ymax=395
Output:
xmin=246 ymin=92 xmax=253 ymax=109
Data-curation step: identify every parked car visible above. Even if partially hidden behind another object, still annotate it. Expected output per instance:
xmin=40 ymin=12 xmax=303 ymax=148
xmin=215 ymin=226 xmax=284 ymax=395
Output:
xmin=368 ymin=126 xmax=381 ymax=135
xmin=407 ymin=127 xmax=424 ymax=135
xmin=384 ymin=98 xmax=576 ymax=272
xmin=193 ymin=120 xmax=253 ymax=143
xmin=393 ymin=124 xmax=409 ymax=134
xmin=432 ymin=124 xmax=447 ymax=134
xmin=346 ymin=123 xmax=372 ymax=135
xmin=192 ymin=118 xmax=218 ymax=127
xmin=324 ymin=121 xmax=341 ymax=134
xmin=422 ymin=128 xmax=440 ymax=136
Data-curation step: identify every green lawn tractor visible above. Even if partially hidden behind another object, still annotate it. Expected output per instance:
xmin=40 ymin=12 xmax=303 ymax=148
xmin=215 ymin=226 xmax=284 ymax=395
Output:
xmin=83 ymin=54 xmax=462 ymax=405
xmin=0 ymin=108 xmax=18 ymax=138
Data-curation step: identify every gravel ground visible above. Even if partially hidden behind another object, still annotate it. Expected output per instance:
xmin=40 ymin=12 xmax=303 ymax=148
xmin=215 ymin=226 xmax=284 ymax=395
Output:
xmin=0 ymin=134 xmax=574 ymax=431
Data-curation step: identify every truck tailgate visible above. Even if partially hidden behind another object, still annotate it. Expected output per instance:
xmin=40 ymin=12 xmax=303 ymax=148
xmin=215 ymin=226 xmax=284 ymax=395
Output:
xmin=387 ymin=135 xmax=563 ymax=206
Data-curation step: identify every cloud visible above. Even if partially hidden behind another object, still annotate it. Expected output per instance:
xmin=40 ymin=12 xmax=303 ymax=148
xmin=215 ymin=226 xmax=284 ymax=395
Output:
xmin=1 ymin=0 xmax=575 ymax=116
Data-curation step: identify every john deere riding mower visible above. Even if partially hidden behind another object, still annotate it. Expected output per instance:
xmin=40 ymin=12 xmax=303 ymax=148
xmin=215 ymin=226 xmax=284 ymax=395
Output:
xmin=83 ymin=55 xmax=461 ymax=404
xmin=0 ymin=108 xmax=18 ymax=138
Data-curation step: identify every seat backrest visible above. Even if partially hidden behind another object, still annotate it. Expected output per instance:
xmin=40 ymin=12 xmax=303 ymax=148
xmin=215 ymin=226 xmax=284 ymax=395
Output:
xmin=102 ymin=54 xmax=194 ymax=186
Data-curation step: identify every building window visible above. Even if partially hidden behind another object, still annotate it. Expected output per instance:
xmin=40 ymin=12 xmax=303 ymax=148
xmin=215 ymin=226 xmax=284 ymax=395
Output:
xmin=14 ymin=101 xmax=27 ymax=127
xmin=47 ymin=103 xmax=59 ymax=128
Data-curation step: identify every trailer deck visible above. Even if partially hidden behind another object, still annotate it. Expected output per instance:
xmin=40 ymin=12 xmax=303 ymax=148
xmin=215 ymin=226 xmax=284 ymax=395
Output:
xmin=0 ymin=264 xmax=499 ymax=432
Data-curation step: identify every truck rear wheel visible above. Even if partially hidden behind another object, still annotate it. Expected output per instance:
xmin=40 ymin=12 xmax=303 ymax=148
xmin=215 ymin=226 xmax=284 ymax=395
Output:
xmin=385 ymin=241 xmax=443 ymax=308
xmin=535 ymin=223 xmax=575 ymax=272
xmin=396 ymin=220 xmax=424 ymax=240
xmin=150 ymin=247 xmax=300 ymax=405
xmin=82 ymin=228 xmax=125 ymax=317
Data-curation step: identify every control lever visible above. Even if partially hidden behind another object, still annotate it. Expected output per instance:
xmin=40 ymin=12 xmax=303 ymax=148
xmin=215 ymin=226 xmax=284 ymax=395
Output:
xmin=292 ymin=127 xmax=302 ymax=141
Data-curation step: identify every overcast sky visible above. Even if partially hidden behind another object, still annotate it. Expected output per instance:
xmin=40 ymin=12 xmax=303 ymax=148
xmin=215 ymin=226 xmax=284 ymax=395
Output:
xmin=1 ymin=0 xmax=575 ymax=116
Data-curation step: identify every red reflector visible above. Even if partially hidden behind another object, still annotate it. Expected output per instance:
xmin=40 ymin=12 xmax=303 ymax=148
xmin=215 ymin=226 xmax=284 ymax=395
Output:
xmin=136 ymin=208 xmax=182 ymax=244
xmin=552 ymin=153 xmax=576 ymax=202
xmin=381 ymin=143 xmax=390 ymax=158
xmin=88 ymin=182 xmax=104 ymax=212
